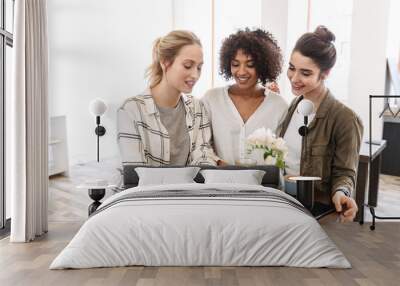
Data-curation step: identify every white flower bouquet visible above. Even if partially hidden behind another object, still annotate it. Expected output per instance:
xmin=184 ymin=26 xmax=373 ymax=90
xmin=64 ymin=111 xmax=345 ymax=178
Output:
xmin=246 ymin=127 xmax=288 ymax=169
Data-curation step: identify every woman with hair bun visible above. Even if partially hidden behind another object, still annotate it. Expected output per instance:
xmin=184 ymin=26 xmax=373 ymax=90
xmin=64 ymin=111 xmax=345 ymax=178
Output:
xmin=277 ymin=26 xmax=363 ymax=222
xmin=202 ymin=28 xmax=288 ymax=165
xmin=117 ymin=30 xmax=218 ymax=166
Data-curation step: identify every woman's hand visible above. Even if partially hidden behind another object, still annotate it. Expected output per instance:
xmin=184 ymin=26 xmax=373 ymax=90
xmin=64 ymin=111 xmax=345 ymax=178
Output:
xmin=267 ymin=82 xmax=280 ymax=93
xmin=332 ymin=191 xmax=358 ymax=222
xmin=217 ymin=159 xmax=228 ymax=166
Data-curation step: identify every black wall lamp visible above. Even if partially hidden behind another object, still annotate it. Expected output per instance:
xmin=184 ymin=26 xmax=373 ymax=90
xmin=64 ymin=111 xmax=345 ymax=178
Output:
xmin=89 ymin=99 xmax=107 ymax=162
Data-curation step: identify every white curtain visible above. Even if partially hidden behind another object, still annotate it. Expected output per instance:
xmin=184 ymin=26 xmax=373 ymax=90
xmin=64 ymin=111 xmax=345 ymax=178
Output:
xmin=10 ymin=0 xmax=48 ymax=242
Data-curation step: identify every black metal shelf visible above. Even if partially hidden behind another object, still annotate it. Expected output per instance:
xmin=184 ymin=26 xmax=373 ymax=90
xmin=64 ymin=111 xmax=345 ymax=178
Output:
xmin=368 ymin=95 xmax=400 ymax=230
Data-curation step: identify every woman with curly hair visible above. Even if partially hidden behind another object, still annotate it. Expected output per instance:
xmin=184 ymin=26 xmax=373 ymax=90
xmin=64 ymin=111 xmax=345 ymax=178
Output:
xmin=201 ymin=28 xmax=288 ymax=165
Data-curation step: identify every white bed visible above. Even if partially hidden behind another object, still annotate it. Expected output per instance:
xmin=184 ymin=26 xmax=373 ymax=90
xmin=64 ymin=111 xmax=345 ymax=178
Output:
xmin=50 ymin=183 xmax=350 ymax=269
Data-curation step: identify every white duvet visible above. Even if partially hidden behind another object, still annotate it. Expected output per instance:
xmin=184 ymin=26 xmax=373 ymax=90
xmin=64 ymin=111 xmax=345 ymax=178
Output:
xmin=50 ymin=183 xmax=351 ymax=269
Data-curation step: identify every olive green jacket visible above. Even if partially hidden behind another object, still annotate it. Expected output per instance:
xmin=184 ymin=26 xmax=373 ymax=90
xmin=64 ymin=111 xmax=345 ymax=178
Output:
xmin=277 ymin=90 xmax=363 ymax=199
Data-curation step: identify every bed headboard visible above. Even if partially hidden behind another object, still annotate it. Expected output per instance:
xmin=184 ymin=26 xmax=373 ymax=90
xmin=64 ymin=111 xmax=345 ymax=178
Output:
xmin=122 ymin=165 xmax=281 ymax=189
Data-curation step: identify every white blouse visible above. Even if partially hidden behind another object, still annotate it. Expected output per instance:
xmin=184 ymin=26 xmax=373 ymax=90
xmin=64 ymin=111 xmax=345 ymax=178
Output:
xmin=201 ymin=86 xmax=288 ymax=165
xmin=283 ymin=104 xmax=315 ymax=176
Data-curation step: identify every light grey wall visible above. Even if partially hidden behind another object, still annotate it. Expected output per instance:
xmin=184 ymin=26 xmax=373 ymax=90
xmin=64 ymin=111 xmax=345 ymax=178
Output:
xmin=261 ymin=0 xmax=305 ymax=104
xmin=48 ymin=0 xmax=393 ymax=166
xmin=172 ymin=0 xmax=213 ymax=98
xmin=48 ymin=0 xmax=173 ymax=165
xmin=213 ymin=0 xmax=262 ymax=88
xmin=348 ymin=0 xmax=390 ymax=140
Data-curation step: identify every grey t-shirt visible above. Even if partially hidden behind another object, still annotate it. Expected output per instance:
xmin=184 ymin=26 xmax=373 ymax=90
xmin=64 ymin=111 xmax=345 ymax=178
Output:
xmin=157 ymin=99 xmax=190 ymax=165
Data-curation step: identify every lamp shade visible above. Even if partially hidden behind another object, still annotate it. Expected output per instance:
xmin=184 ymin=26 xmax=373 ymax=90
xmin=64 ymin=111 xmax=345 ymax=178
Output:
xmin=298 ymin=99 xmax=314 ymax=116
xmin=89 ymin=98 xmax=107 ymax=116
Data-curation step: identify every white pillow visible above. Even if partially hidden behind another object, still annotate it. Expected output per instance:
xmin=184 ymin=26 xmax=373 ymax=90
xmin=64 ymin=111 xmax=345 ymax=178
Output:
xmin=200 ymin=169 xmax=266 ymax=185
xmin=136 ymin=167 xmax=200 ymax=186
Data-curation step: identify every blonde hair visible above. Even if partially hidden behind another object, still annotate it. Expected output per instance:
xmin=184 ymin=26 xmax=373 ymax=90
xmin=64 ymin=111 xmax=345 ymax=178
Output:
xmin=146 ymin=30 xmax=202 ymax=88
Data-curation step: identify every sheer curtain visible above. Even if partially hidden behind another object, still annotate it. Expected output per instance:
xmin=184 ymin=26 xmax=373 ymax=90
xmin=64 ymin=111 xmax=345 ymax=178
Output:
xmin=10 ymin=0 xmax=48 ymax=242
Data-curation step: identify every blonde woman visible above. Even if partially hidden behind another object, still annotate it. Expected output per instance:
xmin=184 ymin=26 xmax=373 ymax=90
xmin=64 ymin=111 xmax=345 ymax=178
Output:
xmin=118 ymin=30 xmax=218 ymax=166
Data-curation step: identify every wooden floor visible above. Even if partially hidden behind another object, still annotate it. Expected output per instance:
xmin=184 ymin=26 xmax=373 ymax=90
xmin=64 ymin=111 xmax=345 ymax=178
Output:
xmin=1 ymin=221 xmax=400 ymax=286
xmin=365 ymin=174 xmax=400 ymax=220
xmin=1 ymin=163 xmax=400 ymax=286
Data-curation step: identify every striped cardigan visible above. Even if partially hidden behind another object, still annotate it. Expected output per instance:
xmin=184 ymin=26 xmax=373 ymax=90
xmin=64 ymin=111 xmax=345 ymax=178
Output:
xmin=117 ymin=90 xmax=218 ymax=166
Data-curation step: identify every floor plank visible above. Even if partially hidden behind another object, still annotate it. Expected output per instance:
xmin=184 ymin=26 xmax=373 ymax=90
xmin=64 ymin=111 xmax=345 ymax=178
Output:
xmin=1 ymin=160 xmax=399 ymax=286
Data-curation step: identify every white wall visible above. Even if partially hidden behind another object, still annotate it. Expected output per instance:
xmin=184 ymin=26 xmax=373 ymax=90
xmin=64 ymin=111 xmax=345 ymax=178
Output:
xmin=387 ymin=0 xmax=400 ymax=63
xmin=347 ymin=0 xmax=390 ymax=140
xmin=172 ymin=0 xmax=213 ymax=98
xmin=387 ymin=0 xmax=400 ymax=97
xmin=48 ymin=0 xmax=393 ymax=166
xmin=213 ymin=0 xmax=262 ymax=88
xmin=308 ymin=0 xmax=354 ymax=104
xmin=173 ymin=0 xmax=263 ymax=96
xmin=260 ymin=0 xmax=289 ymax=103
xmin=266 ymin=0 xmax=391 ymax=141
xmin=48 ymin=0 xmax=173 ymax=165
xmin=262 ymin=0 xmax=309 ymax=104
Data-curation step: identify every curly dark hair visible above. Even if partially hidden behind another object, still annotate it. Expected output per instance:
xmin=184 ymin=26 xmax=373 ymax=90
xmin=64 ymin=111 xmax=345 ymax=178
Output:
xmin=219 ymin=28 xmax=282 ymax=86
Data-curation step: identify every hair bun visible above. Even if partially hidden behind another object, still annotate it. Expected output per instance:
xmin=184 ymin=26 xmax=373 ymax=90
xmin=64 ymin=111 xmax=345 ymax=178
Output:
xmin=314 ymin=25 xmax=335 ymax=43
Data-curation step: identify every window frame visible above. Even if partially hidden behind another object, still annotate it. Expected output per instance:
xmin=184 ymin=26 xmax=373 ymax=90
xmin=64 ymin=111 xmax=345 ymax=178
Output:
xmin=0 ymin=0 xmax=13 ymax=233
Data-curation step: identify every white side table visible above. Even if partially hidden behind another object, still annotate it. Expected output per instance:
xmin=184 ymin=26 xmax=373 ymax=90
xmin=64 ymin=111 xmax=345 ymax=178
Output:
xmin=77 ymin=182 xmax=116 ymax=216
